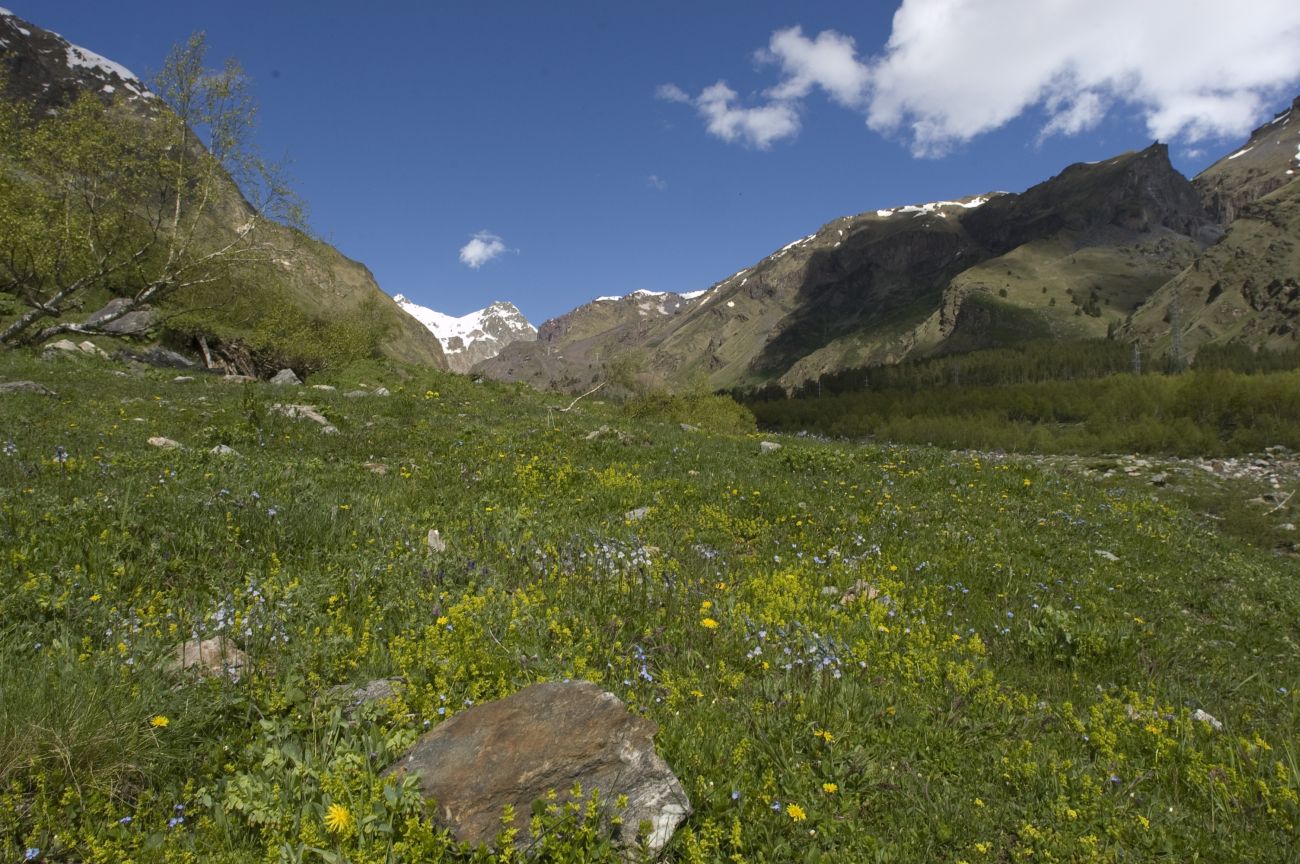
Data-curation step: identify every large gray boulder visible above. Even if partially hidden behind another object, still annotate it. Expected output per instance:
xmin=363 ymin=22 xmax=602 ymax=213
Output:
xmin=387 ymin=680 xmax=690 ymax=855
xmin=85 ymin=298 xmax=158 ymax=335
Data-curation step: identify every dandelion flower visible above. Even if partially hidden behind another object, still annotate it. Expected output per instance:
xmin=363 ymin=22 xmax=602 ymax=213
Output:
xmin=787 ymin=803 xmax=807 ymax=822
xmin=821 ymin=782 xmax=838 ymax=794
xmin=150 ymin=715 xmax=169 ymax=728
xmin=700 ymin=617 xmax=719 ymax=630
xmin=324 ymin=803 xmax=353 ymax=834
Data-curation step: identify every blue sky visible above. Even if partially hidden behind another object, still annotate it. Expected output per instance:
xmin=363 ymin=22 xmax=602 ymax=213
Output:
xmin=17 ymin=1 xmax=1300 ymax=324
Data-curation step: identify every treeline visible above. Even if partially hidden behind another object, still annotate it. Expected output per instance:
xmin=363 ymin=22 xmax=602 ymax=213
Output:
xmin=740 ymin=342 xmax=1300 ymax=456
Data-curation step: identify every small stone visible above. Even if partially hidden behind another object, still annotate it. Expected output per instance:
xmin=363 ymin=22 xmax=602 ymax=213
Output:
xmin=0 ymin=380 xmax=55 ymax=396
xmin=147 ymin=436 xmax=183 ymax=450
xmin=210 ymin=444 xmax=238 ymax=456
xmin=427 ymin=529 xmax=446 ymax=553
xmin=1094 ymin=549 xmax=1120 ymax=562
xmin=625 ymin=506 xmax=650 ymax=522
xmin=1191 ymin=708 xmax=1223 ymax=731
xmin=77 ymin=340 xmax=108 ymax=358
xmin=330 ymin=678 xmax=403 ymax=717
xmin=1280 ymin=523 xmax=1296 ymax=532
xmin=270 ymin=368 xmax=302 ymax=386
xmin=166 ymin=637 xmax=248 ymax=681
xmin=343 ymin=390 xmax=369 ymax=398
xmin=44 ymin=339 xmax=80 ymax=353
xmin=173 ymin=375 xmax=194 ymax=383
xmin=364 ymin=462 xmax=388 ymax=475
xmin=759 ymin=441 xmax=782 ymax=453
xmin=311 ymin=384 xmax=337 ymax=392
xmin=221 ymin=374 xmax=257 ymax=383
xmin=679 ymin=423 xmax=700 ymax=432
xmin=373 ymin=386 xmax=391 ymax=397
xmin=270 ymin=403 xmax=338 ymax=434
xmin=1151 ymin=472 xmax=1168 ymax=486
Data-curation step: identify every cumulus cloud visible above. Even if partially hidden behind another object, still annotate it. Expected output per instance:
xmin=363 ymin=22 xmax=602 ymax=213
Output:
xmin=655 ymin=83 xmax=691 ymax=104
xmin=647 ymin=174 xmax=667 ymax=190
xmin=458 ymin=231 xmax=507 ymax=269
xmin=867 ymin=0 xmax=1300 ymax=155
xmin=661 ymin=1 xmax=1300 ymax=155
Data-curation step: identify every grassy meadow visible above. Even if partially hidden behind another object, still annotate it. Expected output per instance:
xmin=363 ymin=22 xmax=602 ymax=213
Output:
xmin=1 ymin=350 xmax=1297 ymax=862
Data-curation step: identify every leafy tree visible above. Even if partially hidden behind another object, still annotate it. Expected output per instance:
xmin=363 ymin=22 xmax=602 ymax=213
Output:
xmin=0 ymin=33 xmax=300 ymax=346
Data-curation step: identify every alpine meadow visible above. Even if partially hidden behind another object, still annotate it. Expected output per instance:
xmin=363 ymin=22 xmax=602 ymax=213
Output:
xmin=2 ymin=3 xmax=1299 ymax=863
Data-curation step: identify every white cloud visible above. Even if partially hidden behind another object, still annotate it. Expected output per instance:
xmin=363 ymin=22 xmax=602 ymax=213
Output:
xmin=696 ymin=81 xmax=801 ymax=149
xmin=760 ymin=26 xmax=870 ymax=108
xmin=655 ymin=83 xmax=691 ymax=104
xmin=647 ymin=174 xmax=667 ymax=190
xmin=458 ymin=231 xmax=507 ymax=269
xmin=662 ymin=2 xmax=1300 ymax=155
xmin=867 ymin=0 xmax=1300 ymax=155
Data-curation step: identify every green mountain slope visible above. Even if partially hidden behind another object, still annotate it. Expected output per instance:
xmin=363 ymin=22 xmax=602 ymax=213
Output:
xmin=0 ymin=9 xmax=445 ymax=373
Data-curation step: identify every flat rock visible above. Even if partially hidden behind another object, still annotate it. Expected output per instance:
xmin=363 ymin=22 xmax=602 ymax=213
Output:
xmin=270 ymin=403 xmax=338 ymax=434
xmin=43 ymin=339 xmax=80 ymax=353
xmin=270 ymin=368 xmax=302 ymax=386
xmin=330 ymin=678 xmax=403 ymax=717
xmin=221 ymin=374 xmax=257 ymax=383
xmin=387 ymin=680 xmax=690 ymax=854
xmin=166 ymin=637 xmax=248 ymax=682
xmin=127 ymin=346 xmax=196 ymax=369
xmin=147 ymin=436 xmax=183 ymax=450
xmin=759 ymin=440 xmax=782 ymax=453
xmin=311 ymin=384 xmax=337 ymax=392
xmin=0 ymin=380 xmax=55 ymax=396
xmin=625 ymin=506 xmax=650 ymax=522
xmin=210 ymin=444 xmax=239 ymax=456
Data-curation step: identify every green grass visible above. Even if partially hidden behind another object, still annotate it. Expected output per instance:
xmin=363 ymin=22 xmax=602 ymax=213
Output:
xmin=1 ymin=351 xmax=1297 ymax=862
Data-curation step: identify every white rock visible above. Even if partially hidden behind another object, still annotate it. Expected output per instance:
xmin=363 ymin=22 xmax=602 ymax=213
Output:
xmin=147 ymin=436 xmax=183 ymax=450
xmin=427 ymin=529 xmax=446 ymax=553
xmin=1191 ymin=708 xmax=1223 ymax=731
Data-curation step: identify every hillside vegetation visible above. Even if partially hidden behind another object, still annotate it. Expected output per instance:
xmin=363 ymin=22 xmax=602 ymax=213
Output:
xmin=1 ymin=352 xmax=1297 ymax=862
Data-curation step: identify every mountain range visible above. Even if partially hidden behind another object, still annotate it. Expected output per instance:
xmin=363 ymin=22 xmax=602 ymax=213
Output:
xmin=2 ymin=6 xmax=1297 ymax=389
xmin=471 ymin=99 xmax=1298 ymax=392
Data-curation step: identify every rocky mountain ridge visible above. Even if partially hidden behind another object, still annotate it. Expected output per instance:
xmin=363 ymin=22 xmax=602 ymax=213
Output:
xmin=479 ymin=141 xmax=1228 ymax=391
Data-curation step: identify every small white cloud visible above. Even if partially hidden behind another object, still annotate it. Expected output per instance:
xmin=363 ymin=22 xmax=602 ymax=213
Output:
xmin=696 ymin=81 xmax=801 ymax=149
xmin=647 ymin=174 xmax=667 ymax=190
xmin=760 ymin=26 xmax=870 ymax=108
xmin=458 ymin=231 xmax=507 ymax=269
xmin=655 ymin=83 xmax=692 ymax=104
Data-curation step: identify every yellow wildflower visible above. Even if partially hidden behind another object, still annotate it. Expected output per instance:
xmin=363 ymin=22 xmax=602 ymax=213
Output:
xmin=149 ymin=715 xmax=169 ymax=728
xmin=787 ymin=803 xmax=807 ymax=822
xmin=324 ymin=803 xmax=353 ymax=834
xmin=814 ymin=729 xmax=834 ymax=743
xmin=700 ymin=617 xmax=719 ymax=630
xmin=821 ymin=782 xmax=838 ymax=794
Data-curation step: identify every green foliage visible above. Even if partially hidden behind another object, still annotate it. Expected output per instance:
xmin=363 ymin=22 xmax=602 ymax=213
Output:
xmin=623 ymin=391 xmax=756 ymax=434
xmin=0 ymin=352 xmax=1297 ymax=862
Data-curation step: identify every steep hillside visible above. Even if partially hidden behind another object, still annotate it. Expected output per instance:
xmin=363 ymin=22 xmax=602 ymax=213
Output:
xmin=481 ymin=144 xmax=1212 ymax=392
xmin=1194 ymin=95 xmax=1300 ymax=223
xmin=0 ymin=8 xmax=446 ymax=372
xmin=395 ymin=295 xmax=535 ymax=373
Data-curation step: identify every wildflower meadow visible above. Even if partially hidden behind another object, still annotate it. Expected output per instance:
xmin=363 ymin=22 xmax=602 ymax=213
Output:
xmin=1 ymin=351 xmax=1297 ymax=862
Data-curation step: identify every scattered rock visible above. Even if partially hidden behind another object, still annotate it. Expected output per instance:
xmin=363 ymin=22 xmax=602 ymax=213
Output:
xmin=387 ymin=680 xmax=690 ymax=854
xmin=84 ymin=298 xmax=158 ymax=335
xmin=210 ymin=444 xmax=239 ymax=456
xmin=147 ymin=436 xmax=183 ymax=450
xmin=270 ymin=368 xmax=302 ymax=386
xmin=221 ymin=374 xmax=257 ymax=384
xmin=373 ymin=386 xmax=391 ymax=397
xmin=166 ymin=637 xmax=248 ymax=682
xmin=1151 ymin=472 xmax=1168 ymax=486
xmin=625 ymin=506 xmax=650 ymax=522
xmin=43 ymin=339 xmax=80 ymax=355
xmin=1094 ymin=549 xmax=1120 ymax=562
xmin=330 ymin=678 xmax=403 ymax=717
xmin=759 ymin=441 xmax=782 ymax=453
xmin=838 ymin=580 xmax=880 ymax=606
xmin=343 ymin=390 xmax=370 ymax=398
xmin=123 ymin=346 xmax=196 ymax=369
xmin=1191 ymin=708 xmax=1223 ymax=731
xmin=311 ymin=384 xmax=337 ymax=392
xmin=77 ymin=340 xmax=109 ymax=358
xmin=364 ymin=461 xmax=388 ymax=475
xmin=427 ymin=529 xmax=446 ymax=553
xmin=0 ymin=380 xmax=55 ymax=396
xmin=585 ymin=425 xmax=630 ymax=443
xmin=679 ymin=423 xmax=699 ymax=433
xmin=269 ymin=404 xmax=338 ymax=434
xmin=173 ymin=375 xmax=194 ymax=383
xmin=1280 ymin=523 xmax=1296 ymax=532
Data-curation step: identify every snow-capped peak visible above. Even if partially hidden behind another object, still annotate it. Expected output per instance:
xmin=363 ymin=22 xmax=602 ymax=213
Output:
xmin=394 ymin=294 xmax=536 ymax=373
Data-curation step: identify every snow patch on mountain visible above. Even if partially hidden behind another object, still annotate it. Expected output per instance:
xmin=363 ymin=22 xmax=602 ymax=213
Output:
xmin=394 ymin=295 xmax=536 ymax=373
